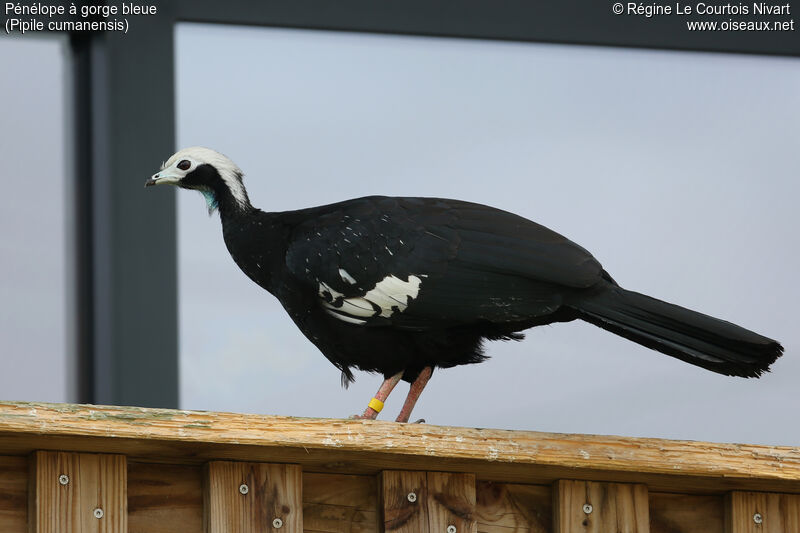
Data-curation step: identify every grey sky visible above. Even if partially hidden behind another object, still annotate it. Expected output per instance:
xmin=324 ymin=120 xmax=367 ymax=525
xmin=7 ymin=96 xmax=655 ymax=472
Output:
xmin=175 ymin=24 xmax=799 ymax=445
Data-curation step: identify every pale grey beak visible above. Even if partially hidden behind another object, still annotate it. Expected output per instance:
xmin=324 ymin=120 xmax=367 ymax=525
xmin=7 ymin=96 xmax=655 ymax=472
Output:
xmin=144 ymin=170 xmax=181 ymax=188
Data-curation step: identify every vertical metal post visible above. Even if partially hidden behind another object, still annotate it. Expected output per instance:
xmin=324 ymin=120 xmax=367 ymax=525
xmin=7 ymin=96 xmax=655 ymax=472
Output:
xmin=74 ymin=11 xmax=178 ymax=407
xmin=69 ymin=32 xmax=94 ymax=404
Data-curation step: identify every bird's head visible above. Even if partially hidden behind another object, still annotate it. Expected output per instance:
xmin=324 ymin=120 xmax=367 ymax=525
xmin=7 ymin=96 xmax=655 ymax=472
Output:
xmin=145 ymin=146 xmax=250 ymax=214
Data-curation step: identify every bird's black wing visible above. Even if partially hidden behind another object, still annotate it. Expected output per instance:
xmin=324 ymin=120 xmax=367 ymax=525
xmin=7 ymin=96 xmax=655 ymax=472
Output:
xmin=284 ymin=196 xmax=604 ymax=329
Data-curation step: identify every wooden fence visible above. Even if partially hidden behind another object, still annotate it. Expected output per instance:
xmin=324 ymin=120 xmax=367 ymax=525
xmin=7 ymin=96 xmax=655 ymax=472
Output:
xmin=0 ymin=401 xmax=798 ymax=532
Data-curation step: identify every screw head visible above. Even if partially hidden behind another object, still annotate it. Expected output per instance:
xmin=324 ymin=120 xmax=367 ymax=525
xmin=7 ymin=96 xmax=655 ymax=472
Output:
xmin=93 ymin=508 xmax=104 ymax=519
xmin=272 ymin=517 xmax=283 ymax=528
xmin=447 ymin=525 xmax=457 ymax=533
xmin=58 ymin=474 xmax=69 ymax=486
xmin=583 ymin=503 xmax=593 ymax=514
xmin=753 ymin=513 xmax=763 ymax=524
xmin=239 ymin=483 xmax=249 ymax=495
xmin=407 ymin=492 xmax=417 ymax=503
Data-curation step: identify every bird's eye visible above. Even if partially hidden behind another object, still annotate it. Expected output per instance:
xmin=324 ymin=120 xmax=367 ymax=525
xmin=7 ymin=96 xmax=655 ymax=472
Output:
xmin=177 ymin=160 xmax=191 ymax=171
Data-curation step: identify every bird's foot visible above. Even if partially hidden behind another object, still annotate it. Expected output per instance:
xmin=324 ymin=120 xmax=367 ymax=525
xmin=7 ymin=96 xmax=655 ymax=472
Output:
xmin=350 ymin=406 xmax=379 ymax=420
xmin=395 ymin=417 xmax=426 ymax=424
xmin=350 ymin=372 xmax=404 ymax=422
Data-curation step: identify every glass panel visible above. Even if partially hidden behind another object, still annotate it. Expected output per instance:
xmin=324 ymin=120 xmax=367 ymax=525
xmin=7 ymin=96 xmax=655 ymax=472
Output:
xmin=176 ymin=24 xmax=798 ymax=444
xmin=0 ymin=36 xmax=74 ymax=402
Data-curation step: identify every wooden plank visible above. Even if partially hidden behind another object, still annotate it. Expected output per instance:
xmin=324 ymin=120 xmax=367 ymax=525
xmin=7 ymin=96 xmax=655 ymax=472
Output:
xmin=29 ymin=450 xmax=126 ymax=533
xmin=0 ymin=455 xmax=27 ymax=533
xmin=1 ymin=402 xmax=799 ymax=494
xmin=649 ymin=493 xmax=723 ymax=533
xmin=725 ymin=491 xmax=800 ymax=533
xmin=381 ymin=471 xmax=427 ymax=532
xmin=382 ymin=471 xmax=476 ymax=533
xmin=554 ymin=480 xmax=649 ymax=533
xmin=204 ymin=461 xmax=301 ymax=533
xmin=302 ymin=472 xmax=378 ymax=533
xmin=128 ymin=462 xmax=203 ymax=533
xmin=428 ymin=472 xmax=476 ymax=533
xmin=476 ymin=481 xmax=550 ymax=533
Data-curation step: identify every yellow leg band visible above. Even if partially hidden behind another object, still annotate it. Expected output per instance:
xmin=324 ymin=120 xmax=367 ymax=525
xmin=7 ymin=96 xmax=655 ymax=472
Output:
xmin=368 ymin=397 xmax=385 ymax=413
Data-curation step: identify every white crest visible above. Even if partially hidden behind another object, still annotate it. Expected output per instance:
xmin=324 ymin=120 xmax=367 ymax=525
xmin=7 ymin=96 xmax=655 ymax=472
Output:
xmin=163 ymin=146 xmax=249 ymax=209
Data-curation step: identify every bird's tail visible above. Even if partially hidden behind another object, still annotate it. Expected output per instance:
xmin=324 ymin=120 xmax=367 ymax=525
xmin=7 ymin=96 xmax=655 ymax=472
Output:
xmin=572 ymin=286 xmax=783 ymax=377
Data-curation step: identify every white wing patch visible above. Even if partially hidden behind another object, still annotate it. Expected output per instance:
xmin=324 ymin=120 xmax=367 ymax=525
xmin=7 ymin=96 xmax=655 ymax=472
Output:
xmin=319 ymin=274 xmax=423 ymax=324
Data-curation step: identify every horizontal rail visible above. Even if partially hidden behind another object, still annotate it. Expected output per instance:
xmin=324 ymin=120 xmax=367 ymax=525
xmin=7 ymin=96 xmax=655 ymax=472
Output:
xmin=0 ymin=401 xmax=798 ymax=494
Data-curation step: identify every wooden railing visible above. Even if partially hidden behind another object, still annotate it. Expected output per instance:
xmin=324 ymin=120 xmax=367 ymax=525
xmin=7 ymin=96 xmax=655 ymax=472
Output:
xmin=0 ymin=401 xmax=798 ymax=532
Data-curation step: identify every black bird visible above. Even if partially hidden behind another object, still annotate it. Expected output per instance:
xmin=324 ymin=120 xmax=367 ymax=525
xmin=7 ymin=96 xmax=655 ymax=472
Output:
xmin=146 ymin=147 xmax=783 ymax=423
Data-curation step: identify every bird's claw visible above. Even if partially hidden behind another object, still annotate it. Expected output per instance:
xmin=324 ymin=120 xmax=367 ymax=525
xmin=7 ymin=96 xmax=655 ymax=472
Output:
xmin=350 ymin=412 xmax=380 ymax=420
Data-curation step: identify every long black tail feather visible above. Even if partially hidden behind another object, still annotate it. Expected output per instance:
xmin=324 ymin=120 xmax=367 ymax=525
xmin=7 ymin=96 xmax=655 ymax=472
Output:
xmin=573 ymin=286 xmax=783 ymax=377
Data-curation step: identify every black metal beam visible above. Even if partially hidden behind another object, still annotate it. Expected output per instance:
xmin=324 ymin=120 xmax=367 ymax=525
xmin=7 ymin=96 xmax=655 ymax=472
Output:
xmin=69 ymin=32 xmax=95 ymax=404
xmin=175 ymin=0 xmax=799 ymax=56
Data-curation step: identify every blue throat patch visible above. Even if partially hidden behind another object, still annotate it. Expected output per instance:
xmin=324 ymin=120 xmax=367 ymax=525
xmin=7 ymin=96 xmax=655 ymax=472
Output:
xmin=201 ymin=190 xmax=218 ymax=214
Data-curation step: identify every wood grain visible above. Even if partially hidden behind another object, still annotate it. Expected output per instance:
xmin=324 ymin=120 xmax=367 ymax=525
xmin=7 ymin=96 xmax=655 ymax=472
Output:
xmin=303 ymin=472 xmax=378 ymax=533
xmin=725 ymin=491 xmax=800 ymax=533
xmin=476 ymin=482 xmax=550 ymax=533
xmin=554 ymin=480 xmax=649 ymax=533
xmin=382 ymin=471 xmax=476 ymax=533
xmin=428 ymin=472 xmax=476 ymax=533
xmin=381 ymin=471 xmax=427 ymax=532
xmin=0 ymin=455 xmax=26 ymax=533
xmin=128 ymin=462 xmax=203 ymax=533
xmin=1 ymin=402 xmax=799 ymax=494
xmin=649 ymin=492 xmax=723 ymax=533
xmin=204 ymin=461 xmax=302 ymax=533
xmin=29 ymin=451 xmax=126 ymax=533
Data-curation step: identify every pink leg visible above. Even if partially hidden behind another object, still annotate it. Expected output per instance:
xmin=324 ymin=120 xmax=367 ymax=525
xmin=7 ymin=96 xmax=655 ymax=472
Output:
xmin=353 ymin=371 xmax=403 ymax=420
xmin=395 ymin=367 xmax=433 ymax=423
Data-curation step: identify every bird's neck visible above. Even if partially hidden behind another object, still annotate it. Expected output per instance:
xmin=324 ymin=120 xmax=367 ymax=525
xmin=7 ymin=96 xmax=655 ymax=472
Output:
xmin=212 ymin=181 xmax=253 ymax=219
xmin=219 ymin=200 xmax=290 ymax=295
